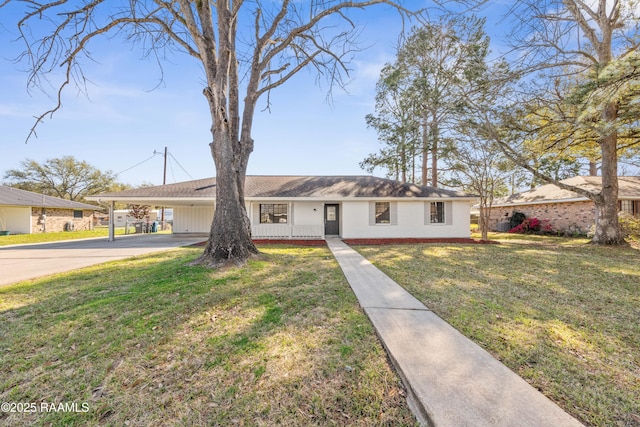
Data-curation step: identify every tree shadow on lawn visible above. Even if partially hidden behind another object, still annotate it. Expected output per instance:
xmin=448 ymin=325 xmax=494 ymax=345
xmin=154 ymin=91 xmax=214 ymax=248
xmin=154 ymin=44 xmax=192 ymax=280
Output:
xmin=356 ymin=242 xmax=640 ymax=427
xmin=0 ymin=246 xmax=417 ymax=426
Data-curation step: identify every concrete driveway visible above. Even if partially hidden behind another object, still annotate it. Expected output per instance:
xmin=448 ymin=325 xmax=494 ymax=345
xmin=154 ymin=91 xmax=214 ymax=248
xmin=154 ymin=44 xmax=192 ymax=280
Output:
xmin=0 ymin=234 xmax=205 ymax=287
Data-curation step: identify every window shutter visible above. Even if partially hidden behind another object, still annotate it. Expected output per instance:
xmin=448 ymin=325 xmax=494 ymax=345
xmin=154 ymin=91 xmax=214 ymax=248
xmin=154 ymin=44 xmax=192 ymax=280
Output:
xmin=289 ymin=202 xmax=294 ymax=225
xmin=445 ymin=201 xmax=453 ymax=225
xmin=369 ymin=202 xmax=376 ymax=226
xmin=390 ymin=202 xmax=398 ymax=225
xmin=424 ymin=202 xmax=429 ymax=225
xmin=252 ymin=203 xmax=259 ymax=223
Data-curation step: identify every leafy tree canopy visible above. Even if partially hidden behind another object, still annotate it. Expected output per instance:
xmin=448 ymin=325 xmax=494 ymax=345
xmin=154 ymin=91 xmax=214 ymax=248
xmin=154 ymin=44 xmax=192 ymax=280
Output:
xmin=3 ymin=156 xmax=119 ymax=202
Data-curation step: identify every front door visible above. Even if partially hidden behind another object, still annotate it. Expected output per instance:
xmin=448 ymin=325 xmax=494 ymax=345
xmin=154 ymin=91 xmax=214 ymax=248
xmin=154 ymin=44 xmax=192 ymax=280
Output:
xmin=324 ymin=204 xmax=340 ymax=235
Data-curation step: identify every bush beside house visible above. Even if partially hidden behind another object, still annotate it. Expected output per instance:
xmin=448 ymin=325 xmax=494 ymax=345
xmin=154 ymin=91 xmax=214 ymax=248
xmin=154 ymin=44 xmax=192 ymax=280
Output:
xmin=492 ymin=202 xmax=594 ymax=235
xmin=489 ymin=177 xmax=640 ymax=236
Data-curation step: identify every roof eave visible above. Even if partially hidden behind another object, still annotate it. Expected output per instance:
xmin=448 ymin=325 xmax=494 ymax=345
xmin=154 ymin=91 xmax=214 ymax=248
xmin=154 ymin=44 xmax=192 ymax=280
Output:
xmin=492 ymin=197 xmax=590 ymax=207
xmin=85 ymin=196 xmax=215 ymax=205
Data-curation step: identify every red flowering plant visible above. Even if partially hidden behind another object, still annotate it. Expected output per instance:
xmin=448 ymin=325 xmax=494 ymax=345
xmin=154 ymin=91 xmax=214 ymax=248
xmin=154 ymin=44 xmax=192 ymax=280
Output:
xmin=508 ymin=217 xmax=554 ymax=234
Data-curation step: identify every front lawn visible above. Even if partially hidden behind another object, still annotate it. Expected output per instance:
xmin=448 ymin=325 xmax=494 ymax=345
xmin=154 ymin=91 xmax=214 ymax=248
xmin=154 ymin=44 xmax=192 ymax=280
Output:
xmin=356 ymin=237 xmax=640 ymax=427
xmin=0 ymin=246 xmax=417 ymax=426
xmin=0 ymin=228 xmax=131 ymax=246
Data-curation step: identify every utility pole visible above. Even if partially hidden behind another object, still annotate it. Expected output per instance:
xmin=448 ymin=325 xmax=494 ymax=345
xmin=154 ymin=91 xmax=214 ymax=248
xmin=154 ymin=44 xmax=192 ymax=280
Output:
xmin=161 ymin=146 xmax=167 ymax=230
xmin=163 ymin=146 xmax=167 ymax=186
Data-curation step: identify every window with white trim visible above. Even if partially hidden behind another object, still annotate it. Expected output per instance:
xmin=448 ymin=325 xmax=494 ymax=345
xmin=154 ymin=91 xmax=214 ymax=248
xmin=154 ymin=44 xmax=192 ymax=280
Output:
xmin=375 ymin=202 xmax=391 ymax=224
xmin=260 ymin=204 xmax=288 ymax=224
xmin=430 ymin=202 xmax=445 ymax=224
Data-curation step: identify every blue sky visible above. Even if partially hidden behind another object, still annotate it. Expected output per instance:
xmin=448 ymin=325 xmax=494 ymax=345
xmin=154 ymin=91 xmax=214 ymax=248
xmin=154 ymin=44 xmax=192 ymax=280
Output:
xmin=0 ymin=2 xmax=507 ymax=187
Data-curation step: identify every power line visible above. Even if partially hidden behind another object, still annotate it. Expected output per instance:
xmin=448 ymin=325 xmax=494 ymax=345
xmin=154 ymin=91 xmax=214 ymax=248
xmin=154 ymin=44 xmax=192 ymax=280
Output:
xmin=168 ymin=154 xmax=176 ymax=183
xmin=168 ymin=152 xmax=194 ymax=180
xmin=115 ymin=154 xmax=159 ymax=177
xmin=114 ymin=148 xmax=193 ymax=183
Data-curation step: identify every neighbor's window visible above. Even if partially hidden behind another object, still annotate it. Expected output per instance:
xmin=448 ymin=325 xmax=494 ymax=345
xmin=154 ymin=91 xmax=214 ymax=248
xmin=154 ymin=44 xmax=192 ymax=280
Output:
xmin=430 ymin=202 xmax=445 ymax=224
xmin=620 ymin=200 xmax=639 ymax=215
xmin=375 ymin=202 xmax=390 ymax=224
xmin=260 ymin=204 xmax=288 ymax=224
xmin=73 ymin=210 xmax=83 ymax=219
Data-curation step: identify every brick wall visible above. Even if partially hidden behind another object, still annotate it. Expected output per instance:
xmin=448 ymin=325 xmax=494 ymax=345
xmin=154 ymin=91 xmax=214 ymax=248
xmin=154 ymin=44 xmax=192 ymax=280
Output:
xmin=489 ymin=201 xmax=595 ymax=234
xmin=31 ymin=207 xmax=94 ymax=233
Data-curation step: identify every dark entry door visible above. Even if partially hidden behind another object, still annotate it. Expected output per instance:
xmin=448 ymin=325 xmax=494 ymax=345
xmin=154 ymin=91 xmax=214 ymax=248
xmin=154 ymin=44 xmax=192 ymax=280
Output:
xmin=324 ymin=204 xmax=340 ymax=235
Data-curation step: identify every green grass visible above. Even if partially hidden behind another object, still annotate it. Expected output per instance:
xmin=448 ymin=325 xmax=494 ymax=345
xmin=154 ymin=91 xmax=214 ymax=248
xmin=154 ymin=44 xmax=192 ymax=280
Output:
xmin=0 ymin=246 xmax=417 ymax=426
xmin=0 ymin=227 xmax=136 ymax=246
xmin=355 ymin=236 xmax=640 ymax=427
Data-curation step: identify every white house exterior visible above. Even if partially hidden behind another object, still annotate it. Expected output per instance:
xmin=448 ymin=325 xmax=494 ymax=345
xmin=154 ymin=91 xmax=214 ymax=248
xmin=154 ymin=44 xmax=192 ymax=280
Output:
xmin=88 ymin=176 xmax=475 ymax=241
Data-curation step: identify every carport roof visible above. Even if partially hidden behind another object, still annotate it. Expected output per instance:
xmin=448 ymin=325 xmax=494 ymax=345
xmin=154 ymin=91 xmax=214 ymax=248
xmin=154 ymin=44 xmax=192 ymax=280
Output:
xmin=0 ymin=185 xmax=100 ymax=210
xmin=88 ymin=175 xmax=474 ymax=204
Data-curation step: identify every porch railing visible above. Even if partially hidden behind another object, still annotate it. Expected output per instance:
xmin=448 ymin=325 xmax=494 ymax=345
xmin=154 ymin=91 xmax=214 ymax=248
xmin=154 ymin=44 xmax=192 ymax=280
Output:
xmin=252 ymin=224 xmax=324 ymax=239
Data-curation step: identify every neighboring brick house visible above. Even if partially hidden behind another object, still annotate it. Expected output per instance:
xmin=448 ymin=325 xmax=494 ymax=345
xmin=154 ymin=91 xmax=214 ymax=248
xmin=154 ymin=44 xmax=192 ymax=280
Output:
xmin=489 ymin=176 xmax=640 ymax=234
xmin=0 ymin=185 xmax=99 ymax=234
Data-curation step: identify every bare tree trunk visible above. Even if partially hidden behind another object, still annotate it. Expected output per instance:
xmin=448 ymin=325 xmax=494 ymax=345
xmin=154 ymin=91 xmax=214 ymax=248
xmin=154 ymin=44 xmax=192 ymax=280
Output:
xmin=200 ymin=158 xmax=258 ymax=266
xmin=411 ymin=151 xmax=416 ymax=183
xmin=189 ymin=0 xmax=260 ymax=267
xmin=589 ymin=161 xmax=597 ymax=176
xmin=400 ymin=143 xmax=407 ymax=183
xmin=197 ymin=128 xmax=258 ymax=267
xmin=430 ymin=121 xmax=438 ymax=188
xmin=421 ymin=115 xmax=428 ymax=186
xmin=591 ymin=110 xmax=624 ymax=244
xmin=481 ymin=212 xmax=489 ymax=241
xmin=394 ymin=158 xmax=399 ymax=181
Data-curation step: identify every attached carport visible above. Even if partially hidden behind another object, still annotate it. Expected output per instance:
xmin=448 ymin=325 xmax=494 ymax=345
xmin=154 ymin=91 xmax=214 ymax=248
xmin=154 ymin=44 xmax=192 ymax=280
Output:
xmin=86 ymin=186 xmax=215 ymax=241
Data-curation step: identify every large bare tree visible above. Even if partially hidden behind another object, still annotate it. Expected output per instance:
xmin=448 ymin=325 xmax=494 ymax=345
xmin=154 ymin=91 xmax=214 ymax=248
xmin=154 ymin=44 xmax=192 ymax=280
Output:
xmin=495 ymin=0 xmax=640 ymax=244
xmin=4 ymin=0 xmax=414 ymax=266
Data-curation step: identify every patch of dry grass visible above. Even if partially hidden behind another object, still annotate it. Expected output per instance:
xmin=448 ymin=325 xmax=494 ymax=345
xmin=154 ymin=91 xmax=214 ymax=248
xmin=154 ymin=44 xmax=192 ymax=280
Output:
xmin=356 ymin=238 xmax=640 ymax=427
xmin=0 ymin=246 xmax=417 ymax=426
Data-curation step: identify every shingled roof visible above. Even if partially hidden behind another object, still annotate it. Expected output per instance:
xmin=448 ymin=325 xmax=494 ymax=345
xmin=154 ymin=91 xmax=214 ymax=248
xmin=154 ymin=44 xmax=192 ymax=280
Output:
xmin=493 ymin=176 xmax=640 ymax=206
xmin=0 ymin=185 xmax=99 ymax=210
xmin=89 ymin=175 xmax=473 ymax=205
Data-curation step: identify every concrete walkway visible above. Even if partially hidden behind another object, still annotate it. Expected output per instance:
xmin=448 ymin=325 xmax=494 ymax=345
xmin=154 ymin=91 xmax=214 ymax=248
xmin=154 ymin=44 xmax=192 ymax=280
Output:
xmin=0 ymin=234 xmax=203 ymax=287
xmin=326 ymin=237 xmax=584 ymax=427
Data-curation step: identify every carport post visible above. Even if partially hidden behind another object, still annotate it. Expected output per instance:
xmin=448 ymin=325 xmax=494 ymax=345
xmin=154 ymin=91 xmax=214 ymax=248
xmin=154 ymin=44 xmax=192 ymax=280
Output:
xmin=108 ymin=201 xmax=115 ymax=242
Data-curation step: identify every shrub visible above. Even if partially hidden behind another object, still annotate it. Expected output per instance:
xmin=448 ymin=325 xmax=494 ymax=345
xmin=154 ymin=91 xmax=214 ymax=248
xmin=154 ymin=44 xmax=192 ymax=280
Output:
xmin=560 ymin=223 xmax=586 ymax=238
xmin=509 ymin=211 xmax=526 ymax=229
xmin=509 ymin=217 xmax=554 ymax=234
xmin=619 ymin=212 xmax=640 ymax=241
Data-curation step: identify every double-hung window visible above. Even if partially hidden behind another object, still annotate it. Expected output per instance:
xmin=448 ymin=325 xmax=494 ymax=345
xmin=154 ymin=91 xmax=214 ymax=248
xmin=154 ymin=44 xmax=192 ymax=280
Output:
xmin=430 ymin=201 xmax=445 ymax=224
xmin=375 ymin=202 xmax=391 ymax=224
xmin=260 ymin=204 xmax=288 ymax=224
xmin=369 ymin=201 xmax=396 ymax=225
